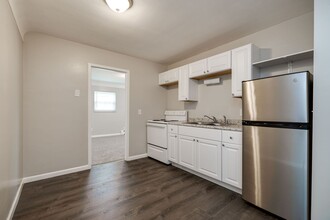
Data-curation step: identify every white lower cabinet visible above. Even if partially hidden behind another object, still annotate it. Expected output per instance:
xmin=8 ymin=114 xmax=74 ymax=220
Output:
xmin=196 ymin=138 xmax=221 ymax=180
xmin=168 ymin=133 xmax=178 ymax=163
xmin=222 ymin=142 xmax=242 ymax=189
xmin=170 ymin=126 xmax=242 ymax=192
xmin=178 ymin=135 xmax=196 ymax=170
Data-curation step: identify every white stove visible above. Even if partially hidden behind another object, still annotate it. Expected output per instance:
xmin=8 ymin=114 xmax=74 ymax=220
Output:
xmin=147 ymin=111 xmax=187 ymax=164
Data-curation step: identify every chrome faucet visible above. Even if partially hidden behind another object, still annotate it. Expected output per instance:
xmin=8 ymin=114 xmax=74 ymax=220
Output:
xmin=222 ymin=115 xmax=227 ymax=125
xmin=204 ymin=115 xmax=218 ymax=123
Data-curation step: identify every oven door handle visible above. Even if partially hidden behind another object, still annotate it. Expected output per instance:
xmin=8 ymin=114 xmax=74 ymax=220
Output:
xmin=147 ymin=123 xmax=167 ymax=128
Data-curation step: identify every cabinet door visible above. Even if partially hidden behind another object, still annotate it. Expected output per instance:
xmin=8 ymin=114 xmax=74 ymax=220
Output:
xmin=168 ymin=133 xmax=178 ymax=163
xmin=167 ymin=68 xmax=179 ymax=83
xmin=231 ymin=45 xmax=251 ymax=97
xmin=178 ymin=65 xmax=198 ymax=101
xmin=178 ymin=135 xmax=196 ymax=170
xmin=196 ymin=138 xmax=221 ymax=180
xmin=207 ymin=51 xmax=231 ymax=74
xmin=159 ymin=69 xmax=178 ymax=85
xmin=222 ymin=143 xmax=242 ymax=189
xmin=178 ymin=65 xmax=188 ymax=101
xmin=189 ymin=59 xmax=207 ymax=78
xmin=159 ymin=71 xmax=167 ymax=85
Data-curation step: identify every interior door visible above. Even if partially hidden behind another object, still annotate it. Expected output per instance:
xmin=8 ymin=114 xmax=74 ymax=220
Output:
xmin=243 ymin=125 xmax=309 ymax=220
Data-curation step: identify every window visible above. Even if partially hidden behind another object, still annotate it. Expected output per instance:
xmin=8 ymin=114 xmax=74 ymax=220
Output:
xmin=94 ymin=91 xmax=116 ymax=112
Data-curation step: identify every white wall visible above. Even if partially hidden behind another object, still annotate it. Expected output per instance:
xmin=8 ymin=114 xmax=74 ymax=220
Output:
xmin=312 ymin=0 xmax=330 ymax=219
xmin=166 ymin=12 xmax=314 ymax=119
xmin=23 ymin=33 xmax=167 ymax=177
xmin=0 ymin=0 xmax=23 ymax=219
xmin=92 ymin=83 xmax=126 ymax=136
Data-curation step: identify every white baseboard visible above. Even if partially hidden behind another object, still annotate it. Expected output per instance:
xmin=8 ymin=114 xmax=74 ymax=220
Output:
xmin=125 ymin=153 xmax=148 ymax=161
xmin=92 ymin=132 xmax=124 ymax=138
xmin=6 ymin=165 xmax=91 ymax=219
xmin=23 ymin=164 xmax=91 ymax=184
xmin=7 ymin=180 xmax=24 ymax=220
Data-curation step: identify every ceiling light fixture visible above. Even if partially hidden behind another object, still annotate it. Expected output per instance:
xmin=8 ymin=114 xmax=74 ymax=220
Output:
xmin=105 ymin=0 xmax=133 ymax=13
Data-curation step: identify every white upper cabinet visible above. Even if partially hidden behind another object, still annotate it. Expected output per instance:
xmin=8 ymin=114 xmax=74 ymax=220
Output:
xmin=159 ymin=68 xmax=179 ymax=86
xmin=208 ymin=51 xmax=231 ymax=74
xmin=178 ymin=65 xmax=198 ymax=102
xmin=231 ymin=44 xmax=259 ymax=97
xmin=189 ymin=59 xmax=208 ymax=78
xmin=189 ymin=51 xmax=231 ymax=79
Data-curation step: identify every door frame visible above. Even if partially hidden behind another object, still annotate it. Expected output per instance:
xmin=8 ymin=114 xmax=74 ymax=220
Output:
xmin=88 ymin=63 xmax=130 ymax=167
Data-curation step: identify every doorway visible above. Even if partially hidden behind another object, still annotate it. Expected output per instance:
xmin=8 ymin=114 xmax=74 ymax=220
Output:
xmin=88 ymin=64 xmax=129 ymax=166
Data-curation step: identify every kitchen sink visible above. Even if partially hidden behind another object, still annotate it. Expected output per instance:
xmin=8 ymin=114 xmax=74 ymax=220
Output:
xmin=185 ymin=121 xmax=238 ymax=126
xmin=185 ymin=122 xmax=221 ymax=126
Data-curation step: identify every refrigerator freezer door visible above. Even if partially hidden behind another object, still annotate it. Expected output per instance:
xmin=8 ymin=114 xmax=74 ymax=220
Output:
xmin=242 ymin=72 xmax=310 ymax=123
xmin=243 ymin=125 xmax=309 ymax=220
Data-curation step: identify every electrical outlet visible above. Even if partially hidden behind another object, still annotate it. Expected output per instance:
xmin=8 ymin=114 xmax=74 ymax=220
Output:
xmin=74 ymin=89 xmax=80 ymax=97
xmin=138 ymin=109 xmax=142 ymax=115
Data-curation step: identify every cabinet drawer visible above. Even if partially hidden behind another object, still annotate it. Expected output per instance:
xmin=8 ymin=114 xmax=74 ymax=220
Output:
xmin=168 ymin=125 xmax=178 ymax=133
xmin=222 ymin=131 xmax=242 ymax=145
xmin=179 ymin=126 xmax=221 ymax=142
xmin=147 ymin=144 xmax=169 ymax=164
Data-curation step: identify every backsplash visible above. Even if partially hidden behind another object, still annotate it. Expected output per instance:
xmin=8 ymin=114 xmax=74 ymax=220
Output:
xmin=166 ymin=75 xmax=242 ymax=119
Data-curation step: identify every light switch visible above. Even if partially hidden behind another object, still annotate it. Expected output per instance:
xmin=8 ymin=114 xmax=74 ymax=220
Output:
xmin=138 ymin=109 xmax=142 ymax=115
xmin=74 ymin=89 xmax=80 ymax=97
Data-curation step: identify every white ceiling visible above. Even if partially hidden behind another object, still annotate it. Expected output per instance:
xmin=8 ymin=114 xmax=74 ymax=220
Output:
xmin=9 ymin=0 xmax=313 ymax=65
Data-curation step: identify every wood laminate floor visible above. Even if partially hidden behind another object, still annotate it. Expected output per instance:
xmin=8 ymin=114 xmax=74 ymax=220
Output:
xmin=14 ymin=158 xmax=279 ymax=220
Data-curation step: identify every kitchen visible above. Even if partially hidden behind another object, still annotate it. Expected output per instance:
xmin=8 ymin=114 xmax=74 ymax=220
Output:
xmin=1 ymin=0 xmax=330 ymax=220
xmin=147 ymin=43 xmax=313 ymax=219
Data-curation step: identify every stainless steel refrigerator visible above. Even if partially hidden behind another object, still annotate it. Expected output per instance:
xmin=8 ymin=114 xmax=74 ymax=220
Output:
xmin=242 ymin=71 xmax=312 ymax=220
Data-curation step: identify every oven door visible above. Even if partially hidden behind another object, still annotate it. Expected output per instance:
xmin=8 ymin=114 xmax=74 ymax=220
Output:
xmin=147 ymin=123 xmax=168 ymax=149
